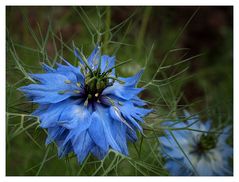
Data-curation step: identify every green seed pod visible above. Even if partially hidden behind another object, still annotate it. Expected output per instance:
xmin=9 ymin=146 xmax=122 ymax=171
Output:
xmin=76 ymin=82 xmax=81 ymax=87
xmin=74 ymin=90 xmax=80 ymax=94
xmin=198 ymin=134 xmax=217 ymax=151
xmin=64 ymin=80 xmax=71 ymax=84
xmin=58 ymin=90 xmax=66 ymax=95
xmin=88 ymin=94 xmax=92 ymax=99
xmin=96 ymin=79 xmax=101 ymax=90
xmin=100 ymin=80 xmax=107 ymax=90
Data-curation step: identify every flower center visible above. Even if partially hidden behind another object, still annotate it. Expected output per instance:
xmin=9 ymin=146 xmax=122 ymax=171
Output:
xmin=84 ymin=71 xmax=110 ymax=100
xmin=197 ymin=133 xmax=217 ymax=152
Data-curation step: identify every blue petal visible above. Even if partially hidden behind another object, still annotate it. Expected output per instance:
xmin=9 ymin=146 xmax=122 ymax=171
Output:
xmin=164 ymin=159 xmax=191 ymax=176
xmin=42 ymin=63 xmax=55 ymax=72
xmin=204 ymin=120 xmax=212 ymax=131
xmin=19 ymin=72 xmax=81 ymax=104
xmin=19 ymin=86 xmax=74 ymax=104
xmin=196 ymin=158 xmax=214 ymax=176
xmin=87 ymin=45 xmax=100 ymax=69
xmin=30 ymin=73 xmax=69 ymax=85
xmin=58 ymin=103 xmax=91 ymax=130
xmin=164 ymin=160 xmax=181 ymax=175
xmin=57 ymin=140 xmax=73 ymax=158
xmin=57 ymin=58 xmax=84 ymax=83
xmin=119 ymin=69 xmax=144 ymax=87
xmin=132 ymin=96 xmax=147 ymax=106
xmin=223 ymin=125 xmax=232 ymax=133
xmin=34 ymin=99 xmax=76 ymax=128
xmin=91 ymin=146 xmax=108 ymax=160
xmin=74 ymin=48 xmax=85 ymax=65
xmin=159 ymin=136 xmax=185 ymax=159
xmin=20 ymin=82 xmax=78 ymax=94
xmin=220 ymin=127 xmax=232 ymax=146
xmin=117 ymin=101 xmax=151 ymax=131
xmin=121 ymin=112 xmax=143 ymax=133
xmin=95 ymin=105 xmax=122 ymax=153
xmin=161 ymin=121 xmax=191 ymax=142
xmin=159 ymin=135 xmax=174 ymax=148
xmin=56 ymin=64 xmax=78 ymax=83
xmin=221 ymin=145 xmax=233 ymax=159
xmin=88 ymin=111 xmax=109 ymax=151
xmin=100 ymin=55 xmax=115 ymax=74
xmin=102 ymin=83 xmax=143 ymax=100
xmin=32 ymin=104 xmax=49 ymax=116
xmin=111 ymin=121 xmax=128 ymax=155
xmin=126 ymin=128 xmax=138 ymax=142
xmin=99 ymin=95 xmax=114 ymax=106
xmin=119 ymin=101 xmax=152 ymax=118
xmin=71 ymin=131 xmax=94 ymax=163
xmin=161 ymin=121 xmax=188 ymax=134
xmin=45 ymin=126 xmax=67 ymax=145
xmin=27 ymin=73 xmax=79 ymax=92
xmin=109 ymin=106 xmax=134 ymax=130
xmin=183 ymin=110 xmax=200 ymax=129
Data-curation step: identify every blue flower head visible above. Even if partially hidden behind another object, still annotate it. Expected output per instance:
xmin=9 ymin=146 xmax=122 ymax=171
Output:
xmin=159 ymin=111 xmax=233 ymax=176
xmin=19 ymin=45 xmax=152 ymax=163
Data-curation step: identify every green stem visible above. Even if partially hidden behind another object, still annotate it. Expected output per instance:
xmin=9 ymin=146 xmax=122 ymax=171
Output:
xmin=73 ymin=42 xmax=94 ymax=75
xmin=136 ymin=7 xmax=152 ymax=59
xmin=85 ymin=76 xmax=97 ymax=85
xmin=104 ymin=6 xmax=111 ymax=53
xmin=102 ymin=59 xmax=132 ymax=76
xmin=105 ymin=76 xmax=124 ymax=84
xmin=169 ymin=131 xmax=199 ymax=175
xmin=97 ymin=56 xmax=102 ymax=75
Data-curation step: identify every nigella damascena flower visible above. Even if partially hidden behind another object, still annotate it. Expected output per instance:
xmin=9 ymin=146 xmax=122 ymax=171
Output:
xmin=19 ymin=45 xmax=152 ymax=163
xmin=159 ymin=111 xmax=233 ymax=176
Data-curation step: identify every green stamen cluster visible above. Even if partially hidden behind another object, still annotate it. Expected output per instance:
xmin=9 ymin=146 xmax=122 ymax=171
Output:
xmin=84 ymin=70 xmax=110 ymax=100
xmin=77 ymin=49 xmax=130 ymax=104
xmin=58 ymin=47 xmax=131 ymax=106
xmin=197 ymin=134 xmax=217 ymax=152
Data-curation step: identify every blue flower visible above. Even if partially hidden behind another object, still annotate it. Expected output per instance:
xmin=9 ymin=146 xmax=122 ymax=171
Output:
xmin=159 ymin=111 xmax=233 ymax=176
xmin=19 ymin=45 xmax=152 ymax=163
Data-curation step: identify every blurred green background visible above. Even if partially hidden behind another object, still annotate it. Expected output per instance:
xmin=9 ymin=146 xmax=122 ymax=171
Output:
xmin=6 ymin=6 xmax=233 ymax=176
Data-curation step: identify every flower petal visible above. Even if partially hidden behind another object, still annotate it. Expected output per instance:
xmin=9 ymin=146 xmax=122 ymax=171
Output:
xmin=90 ymin=146 xmax=107 ymax=160
xmin=71 ymin=131 xmax=94 ymax=163
xmin=58 ymin=103 xmax=91 ymax=130
xmin=100 ymin=55 xmax=115 ymax=74
xmin=102 ymin=82 xmax=143 ymax=100
xmin=95 ymin=104 xmax=122 ymax=153
xmin=34 ymin=99 xmax=76 ymax=128
xmin=88 ymin=111 xmax=109 ymax=151
xmin=57 ymin=140 xmax=73 ymax=158
xmin=119 ymin=69 xmax=144 ymax=87
xmin=56 ymin=62 xmax=84 ymax=83
xmin=126 ymin=128 xmax=138 ymax=142
xmin=42 ymin=63 xmax=55 ymax=72
xmin=111 ymin=120 xmax=128 ymax=155
xmin=45 ymin=126 xmax=68 ymax=145
xmin=87 ymin=45 xmax=100 ymax=69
